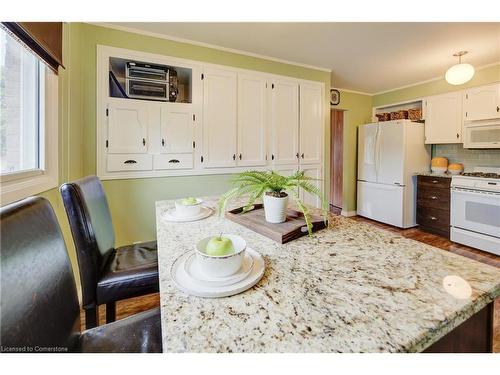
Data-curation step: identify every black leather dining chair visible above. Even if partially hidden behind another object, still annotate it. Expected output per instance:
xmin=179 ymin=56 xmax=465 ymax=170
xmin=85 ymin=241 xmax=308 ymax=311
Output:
xmin=60 ymin=175 xmax=159 ymax=329
xmin=0 ymin=197 xmax=162 ymax=353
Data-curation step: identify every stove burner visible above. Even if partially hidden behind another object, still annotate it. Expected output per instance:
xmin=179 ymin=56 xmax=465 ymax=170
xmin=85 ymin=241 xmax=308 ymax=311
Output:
xmin=461 ymin=172 xmax=500 ymax=179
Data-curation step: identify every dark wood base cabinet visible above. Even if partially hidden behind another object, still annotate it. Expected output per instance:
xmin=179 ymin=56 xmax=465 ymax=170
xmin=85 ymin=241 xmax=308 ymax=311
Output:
xmin=424 ymin=303 xmax=493 ymax=353
xmin=416 ymin=175 xmax=451 ymax=239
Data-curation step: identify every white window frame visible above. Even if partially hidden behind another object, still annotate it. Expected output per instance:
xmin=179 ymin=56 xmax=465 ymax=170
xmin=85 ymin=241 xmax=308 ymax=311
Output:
xmin=0 ymin=66 xmax=58 ymax=205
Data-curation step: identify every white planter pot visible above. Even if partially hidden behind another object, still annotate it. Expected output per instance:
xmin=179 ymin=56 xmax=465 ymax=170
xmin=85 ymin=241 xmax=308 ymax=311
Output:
xmin=263 ymin=194 xmax=288 ymax=223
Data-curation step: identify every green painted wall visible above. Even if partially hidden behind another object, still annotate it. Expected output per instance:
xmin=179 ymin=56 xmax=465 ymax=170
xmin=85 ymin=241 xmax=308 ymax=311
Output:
xmin=373 ymin=64 xmax=500 ymax=107
xmin=330 ymin=91 xmax=373 ymax=212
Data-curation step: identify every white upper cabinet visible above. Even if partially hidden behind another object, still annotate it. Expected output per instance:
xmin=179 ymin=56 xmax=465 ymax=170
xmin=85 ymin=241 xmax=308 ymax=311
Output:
xmin=463 ymin=83 xmax=500 ymax=121
xmin=299 ymin=165 xmax=323 ymax=209
xmin=107 ymin=98 xmax=148 ymax=154
xmin=237 ymin=73 xmax=267 ymax=166
xmin=299 ymin=83 xmax=323 ymax=164
xmin=160 ymin=104 xmax=195 ymax=154
xmin=202 ymin=67 xmax=237 ymax=168
xmin=270 ymin=79 xmax=299 ymax=165
xmin=424 ymin=91 xmax=462 ymax=144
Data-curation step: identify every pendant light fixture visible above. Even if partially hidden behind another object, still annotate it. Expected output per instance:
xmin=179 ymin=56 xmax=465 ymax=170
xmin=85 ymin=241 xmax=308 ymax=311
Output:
xmin=445 ymin=51 xmax=475 ymax=85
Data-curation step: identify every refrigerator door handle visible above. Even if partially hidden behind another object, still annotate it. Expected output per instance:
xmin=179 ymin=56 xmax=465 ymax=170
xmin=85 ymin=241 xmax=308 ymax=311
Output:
xmin=374 ymin=125 xmax=381 ymax=180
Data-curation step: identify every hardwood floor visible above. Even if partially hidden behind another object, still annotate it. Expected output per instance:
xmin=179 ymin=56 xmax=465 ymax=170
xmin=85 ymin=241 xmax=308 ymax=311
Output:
xmin=81 ymin=215 xmax=499 ymax=352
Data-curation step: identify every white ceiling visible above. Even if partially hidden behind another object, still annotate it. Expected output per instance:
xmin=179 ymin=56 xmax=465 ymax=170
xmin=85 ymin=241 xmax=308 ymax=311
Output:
xmin=108 ymin=22 xmax=500 ymax=94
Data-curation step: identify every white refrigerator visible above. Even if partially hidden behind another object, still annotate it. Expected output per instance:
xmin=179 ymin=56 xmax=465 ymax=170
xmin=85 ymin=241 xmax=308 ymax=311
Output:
xmin=357 ymin=120 xmax=430 ymax=228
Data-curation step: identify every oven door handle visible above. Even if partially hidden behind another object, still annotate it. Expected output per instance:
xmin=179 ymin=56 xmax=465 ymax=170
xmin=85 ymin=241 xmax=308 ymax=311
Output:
xmin=452 ymin=187 xmax=500 ymax=196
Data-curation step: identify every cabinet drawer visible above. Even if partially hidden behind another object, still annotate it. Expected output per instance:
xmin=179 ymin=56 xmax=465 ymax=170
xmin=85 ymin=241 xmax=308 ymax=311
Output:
xmin=417 ymin=175 xmax=451 ymax=189
xmin=417 ymin=186 xmax=450 ymax=209
xmin=154 ymin=154 xmax=193 ymax=170
xmin=417 ymin=206 xmax=450 ymax=232
xmin=107 ymin=154 xmax=152 ymax=172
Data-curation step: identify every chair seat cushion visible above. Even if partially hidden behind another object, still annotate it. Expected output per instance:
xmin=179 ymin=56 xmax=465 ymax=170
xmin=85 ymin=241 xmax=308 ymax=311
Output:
xmin=96 ymin=241 xmax=159 ymax=304
xmin=79 ymin=308 xmax=162 ymax=353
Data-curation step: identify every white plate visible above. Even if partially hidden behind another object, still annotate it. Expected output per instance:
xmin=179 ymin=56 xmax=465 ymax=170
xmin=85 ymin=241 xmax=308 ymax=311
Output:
xmin=162 ymin=206 xmax=213 ymax=222
xmin=170 ymin=247 xmax=265 ymax=298
xmin=184 ymin=251 xmax=254 ymax=287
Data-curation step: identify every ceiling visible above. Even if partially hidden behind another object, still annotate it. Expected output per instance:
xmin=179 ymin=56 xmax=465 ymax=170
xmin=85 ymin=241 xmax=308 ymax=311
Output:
xmin=108 ymin=22 xmax=500 ymax=94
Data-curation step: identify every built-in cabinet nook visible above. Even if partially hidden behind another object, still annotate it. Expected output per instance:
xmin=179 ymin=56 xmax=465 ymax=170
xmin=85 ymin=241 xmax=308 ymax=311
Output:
xmin=373 ymin=82 xmax=500 ymax=145
xmin=97 ymin=46 xmax=325 ymax=207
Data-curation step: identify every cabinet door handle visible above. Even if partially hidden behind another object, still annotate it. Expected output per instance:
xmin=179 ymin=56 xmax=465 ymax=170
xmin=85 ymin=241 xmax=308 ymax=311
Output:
xmin=168 ymin=159 xmax=180 ymax=163
xmin=239 ymin=153 xmax=242 ymax=160
xmin=124 ymin=160 xmax=137 ymax=164
xmin=301 ymin=153 xmax=304 ymax=158
xmin=161 ymin=139 xmax=165 ymax=146
xmin=497 ymin=106 xmax=499 ymax=113
xmin=456 ymin=133 xmax=459 ymax=139
xmin=429 ymin=216 xmax=437 ymax=221
xmin=430 ymin=196 xmax=438 ymax=200
xmin=296 ymin=152 xmax=300 ymax=159
xmin=142 ymin=138 xmax=146 ymax=146
xmin=432 ymin=180 xmax=438 ymax=184
xmin=233 ymin=154 xmax=236 ymax=161
xmin=271 ymin=154 xmax=275 ymax=160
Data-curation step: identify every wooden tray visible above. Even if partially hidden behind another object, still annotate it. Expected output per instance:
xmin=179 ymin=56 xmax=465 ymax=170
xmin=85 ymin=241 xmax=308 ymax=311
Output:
xmin=225 ymin=204 xmax=327 ymax=244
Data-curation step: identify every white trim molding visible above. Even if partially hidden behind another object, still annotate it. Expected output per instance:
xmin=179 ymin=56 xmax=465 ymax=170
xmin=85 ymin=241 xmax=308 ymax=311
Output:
xmin=341 ymin=210 xmax=357 ymax=217
xmin=88 ymin=22 xmax=332 ymax=73
xmin=1 ymin=67 xmax=59 ymax=206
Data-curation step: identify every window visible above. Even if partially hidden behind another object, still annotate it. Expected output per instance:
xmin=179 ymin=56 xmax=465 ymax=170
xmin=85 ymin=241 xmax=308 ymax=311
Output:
xmin=1 ymin=29 xmax=42 ymax=175
xmin=0 ymin=27 xmax=58 ymax=204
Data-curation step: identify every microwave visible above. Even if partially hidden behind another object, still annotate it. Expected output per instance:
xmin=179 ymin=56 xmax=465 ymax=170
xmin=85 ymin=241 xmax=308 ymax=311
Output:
xmin=463 ymin=120 xmax=500 ymax=149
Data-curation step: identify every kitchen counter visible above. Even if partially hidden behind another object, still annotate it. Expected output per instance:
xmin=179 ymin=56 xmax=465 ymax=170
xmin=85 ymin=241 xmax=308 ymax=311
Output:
xmin=416 ymin=171 xmax=454 ymax=178
xmin=156 ymin=197 xmax=500 ymax=352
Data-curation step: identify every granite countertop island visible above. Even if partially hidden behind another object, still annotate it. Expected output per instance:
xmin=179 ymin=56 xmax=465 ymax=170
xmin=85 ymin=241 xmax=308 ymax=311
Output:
xmin=156 ymin=197 xmax=500 ymax=352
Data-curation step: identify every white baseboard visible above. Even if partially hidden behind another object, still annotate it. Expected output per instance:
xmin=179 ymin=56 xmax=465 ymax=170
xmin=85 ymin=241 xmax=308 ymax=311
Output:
xmin=341 ymin=210 xmax=357 ymax=217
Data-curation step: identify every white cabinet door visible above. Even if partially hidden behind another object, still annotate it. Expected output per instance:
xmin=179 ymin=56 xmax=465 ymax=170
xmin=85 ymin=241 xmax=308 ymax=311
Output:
xmin=463 ymin=83 xmax=500 ymax=121
xmin=424 ymin=92 xmax=462 ymax=144
xmin=107 ymin=99 xmax=148 ymax=154
xmin=299 ymin=83 xmax=323 ymax=164
xmin=202 ymin=68 xmax=237 ymax=168
xmin=270 ymin=79 xmax=299 ymax=165
xmin=299 ymin=165 xmax=323 ymax=209
xmin=357 ymin=123 xmax=378 ymax=183
xmin=237 ymin=73 xmax=267 ymax=166
xmin=160 ymin=104 xmax=194 ymax=154
xmin=377 ymin=121 xmax=405 ymax=186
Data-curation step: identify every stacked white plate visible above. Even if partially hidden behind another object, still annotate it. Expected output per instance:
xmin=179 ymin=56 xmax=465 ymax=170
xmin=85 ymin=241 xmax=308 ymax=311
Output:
xmin=170 ymin=248 xmax=265 ymax=298
xmin=162 ymin=206 xmax=213 ymax=222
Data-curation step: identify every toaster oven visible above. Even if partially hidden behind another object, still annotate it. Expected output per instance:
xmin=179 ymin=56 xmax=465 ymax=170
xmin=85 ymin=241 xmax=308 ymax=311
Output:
xmin=125 ymin=62 xmax=169 ymax=101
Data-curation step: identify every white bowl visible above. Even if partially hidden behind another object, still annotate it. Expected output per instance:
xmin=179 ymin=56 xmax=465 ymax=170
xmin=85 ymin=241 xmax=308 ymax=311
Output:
xmin=195 ymin=234 xmax=246 ymax=278
xmin=448 ymin=169 xmax=462 ymax=175
xmin=175 ymin=198 xmax=203 ymax=217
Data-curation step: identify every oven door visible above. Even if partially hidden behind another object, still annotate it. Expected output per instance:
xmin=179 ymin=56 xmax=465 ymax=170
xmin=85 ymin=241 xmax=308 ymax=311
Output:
xmin=451 ymin=188 xmax=500 ymax=238
xmin=126 ymin=79 xmax=168 ymax=101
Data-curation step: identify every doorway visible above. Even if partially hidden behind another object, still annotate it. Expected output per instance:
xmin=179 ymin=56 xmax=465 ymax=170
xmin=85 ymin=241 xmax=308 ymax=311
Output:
xmin=330 ymin=109 xmax=344 ymax=214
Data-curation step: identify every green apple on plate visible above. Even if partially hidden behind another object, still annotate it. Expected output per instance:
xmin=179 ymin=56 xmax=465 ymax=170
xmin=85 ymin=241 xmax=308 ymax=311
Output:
xmin=205 ymin=234 xmax=234 ymax=256
xmin=181 ymin=197 xmax=198 ymax=206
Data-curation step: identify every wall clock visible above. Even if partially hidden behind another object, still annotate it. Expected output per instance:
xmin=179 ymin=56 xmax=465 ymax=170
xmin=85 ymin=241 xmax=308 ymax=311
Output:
xmin=330 ymin=89 xmax=340 ymax=105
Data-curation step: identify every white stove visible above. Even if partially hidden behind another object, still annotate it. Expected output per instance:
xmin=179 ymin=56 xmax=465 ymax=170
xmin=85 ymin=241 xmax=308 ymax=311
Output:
xmin=450 ymin=167 xmax=500 ymax=255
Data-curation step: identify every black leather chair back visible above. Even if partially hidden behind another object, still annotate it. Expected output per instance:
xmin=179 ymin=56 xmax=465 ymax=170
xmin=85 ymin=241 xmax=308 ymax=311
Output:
xmin=0 ymin=197 xmax=80 ymax=352
xmin=60 ymin=176 xmax=116 ymax=309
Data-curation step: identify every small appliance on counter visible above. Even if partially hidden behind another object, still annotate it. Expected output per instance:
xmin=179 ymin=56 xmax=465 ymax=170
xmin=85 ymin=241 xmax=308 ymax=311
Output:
xmin=430 ymin=157 xmax=448 ymax=174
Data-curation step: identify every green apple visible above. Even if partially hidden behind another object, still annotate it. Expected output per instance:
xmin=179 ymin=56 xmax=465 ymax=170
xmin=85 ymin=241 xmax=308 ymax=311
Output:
xmin=205 ymin=235 xmax=234 ymax=256
xmin=181 ymin=197 xmax=198 ymax=205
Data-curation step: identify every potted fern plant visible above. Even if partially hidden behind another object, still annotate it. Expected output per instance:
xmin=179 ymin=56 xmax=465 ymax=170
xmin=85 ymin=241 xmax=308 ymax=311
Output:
xmin=218 ymin=170 xmax=327 ymax=235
